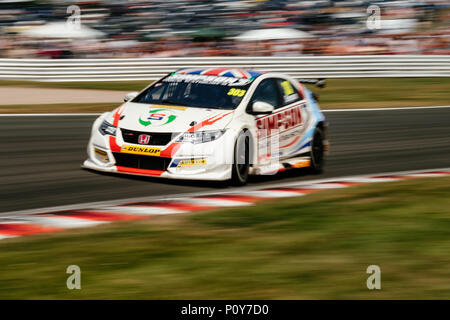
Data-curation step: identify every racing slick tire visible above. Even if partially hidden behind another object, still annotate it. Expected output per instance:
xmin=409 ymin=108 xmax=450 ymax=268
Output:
xmin=309 ymin=127 xmax=325 ymax=174
xmin=231 ymin=131 xmax=250 ymax=186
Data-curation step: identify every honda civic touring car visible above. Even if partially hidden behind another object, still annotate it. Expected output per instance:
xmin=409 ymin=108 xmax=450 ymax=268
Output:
xmin=82 ymin=68 xmax=329 ymax=185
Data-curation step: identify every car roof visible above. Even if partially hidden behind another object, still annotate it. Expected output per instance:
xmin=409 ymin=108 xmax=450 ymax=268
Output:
xmin=174 ymin=68 xmax=264 ymax=80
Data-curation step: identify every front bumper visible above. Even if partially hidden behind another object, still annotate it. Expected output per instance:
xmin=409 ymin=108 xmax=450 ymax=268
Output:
xmin=83 ymin=122 xmax=234 ymax=181
xmin=82 ymin=158 xmax=231 ymax=181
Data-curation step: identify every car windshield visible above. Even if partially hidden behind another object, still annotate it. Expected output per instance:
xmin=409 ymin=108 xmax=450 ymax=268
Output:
xmin=133 ymin=74 xmax=253 ymax=110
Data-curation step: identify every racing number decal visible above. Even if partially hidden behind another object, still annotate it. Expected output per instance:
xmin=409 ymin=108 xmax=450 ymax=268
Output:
xmin=227 ymin=88 xmax=246 ymax=97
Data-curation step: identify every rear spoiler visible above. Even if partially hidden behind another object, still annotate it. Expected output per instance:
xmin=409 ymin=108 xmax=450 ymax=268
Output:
xmin=298 ymin=78 xmax=326 ymax=88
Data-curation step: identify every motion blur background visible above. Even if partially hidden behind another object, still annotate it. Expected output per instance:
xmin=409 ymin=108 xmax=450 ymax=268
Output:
xmin=1 ymin=0 xmax=449 ymax=59
xmin=0 ymin=0 xmax=450 ymax=300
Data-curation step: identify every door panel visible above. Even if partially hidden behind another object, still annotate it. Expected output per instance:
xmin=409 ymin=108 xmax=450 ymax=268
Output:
xmin=253 ymin=78 xmax=308 ymax=164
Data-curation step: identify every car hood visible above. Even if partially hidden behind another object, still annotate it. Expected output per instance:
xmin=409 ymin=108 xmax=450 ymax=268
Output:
xmin=109 ymin=102 xmax=235 ymax=133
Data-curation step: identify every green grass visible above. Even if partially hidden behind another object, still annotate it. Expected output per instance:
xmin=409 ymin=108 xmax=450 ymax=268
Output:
xmin=1 ymin=78 xmax=449 ymax=112
xmin=315 ymin=77 xmax=450 ymax=109
xmin=0 ymin=176 xmax=449 ymax=299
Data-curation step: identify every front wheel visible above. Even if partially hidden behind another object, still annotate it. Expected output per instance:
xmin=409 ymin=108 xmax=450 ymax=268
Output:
xmin=309 ymin=127 xmax=325 ymax=174
xmin=231 ymin=131 xmax=250 ymax=186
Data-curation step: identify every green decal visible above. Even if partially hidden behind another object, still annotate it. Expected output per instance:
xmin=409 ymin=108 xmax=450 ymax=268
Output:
xmin=166 ymin=115 xmax=176 ymax=124
xmin=139 ymin=118 xmax=151 ymax=126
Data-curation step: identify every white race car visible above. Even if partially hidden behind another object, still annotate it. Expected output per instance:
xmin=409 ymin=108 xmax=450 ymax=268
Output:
xmin=83 ymin=68 xmax=328 ymax=185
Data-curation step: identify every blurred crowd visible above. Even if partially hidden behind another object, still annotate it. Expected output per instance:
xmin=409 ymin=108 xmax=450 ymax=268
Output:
xmin=0 ymin=0 xmax=449 ymax=58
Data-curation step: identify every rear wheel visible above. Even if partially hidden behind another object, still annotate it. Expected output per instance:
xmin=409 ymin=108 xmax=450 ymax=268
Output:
xmin=309 ymin=127 xmax=325 ymax=173
xmin=231 ymin=131 xmax=250 ymax=185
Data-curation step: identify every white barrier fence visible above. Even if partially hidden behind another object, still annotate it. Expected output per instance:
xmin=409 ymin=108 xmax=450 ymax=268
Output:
xmin=0 ymin=55 xmax=449 ymax=82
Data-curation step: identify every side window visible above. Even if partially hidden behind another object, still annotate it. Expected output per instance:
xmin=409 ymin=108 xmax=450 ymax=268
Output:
xmin=140 ymin=81 xmax=167 ymax=101
xmin=250 ymin=79 xmax=279 ymax=108
xmin=276 ymin=79 xmax=303 ymax=106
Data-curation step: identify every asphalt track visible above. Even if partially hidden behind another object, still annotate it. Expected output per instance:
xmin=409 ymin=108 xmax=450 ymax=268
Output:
xmin=1 ymin=107 xmax=450 ymax=213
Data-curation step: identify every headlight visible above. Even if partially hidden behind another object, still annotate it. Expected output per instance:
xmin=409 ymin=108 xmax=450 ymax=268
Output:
xmin=176 ymin=130 xmax=225 ymax=144
xmin=99 ymin=120 xmax=117 ymax=136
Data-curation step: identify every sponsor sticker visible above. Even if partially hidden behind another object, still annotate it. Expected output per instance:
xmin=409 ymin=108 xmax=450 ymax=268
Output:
xmin=94 ymin=148 xmax=107 ymax=156
xmin=94 ymin=147 xmax=109 ymax=162
xmin=281 ymin=80 xmax=294 ymax=95
xmin=121 ymin=145 xmax=161 ymax=156
xmin=164 ymin=74 xmax=251 ymax=86
xmin=139 ymin=108 xmax=177 ymax=127
xmin=177 ymin=158 xmax=207 ymax=167
xmin=256 ymin=104 xmax=304 ymax=134
xmin=152 ymin=104 xmax=186 ymax=111
xmin=280 ymin=80 xmax=299 ymax=104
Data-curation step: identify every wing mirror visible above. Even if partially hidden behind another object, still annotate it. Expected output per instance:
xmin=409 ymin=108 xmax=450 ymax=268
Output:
xmin=252 ymin=101 xmax=274 ymax=114
xmin=124 ymin=92 xmax=138 ymax=102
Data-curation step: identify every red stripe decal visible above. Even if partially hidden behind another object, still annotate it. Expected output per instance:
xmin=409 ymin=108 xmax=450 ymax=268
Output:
xmin=0 ymin=223 xmax=63 ymax=236
xmin=188 ymin=112 xmax=233 ymax=133
xmin=116 ymin=166 xmax=165 ymax=176
xmin=109 ymin=135 xmax=121 ymax=152
xmin=280 ymin=136 xmax=300 ymax=148
xmin=112 ymin=107 xmax=123 ymax=126
xmin=109 ymin=107 xmax=124 ymax=152
xmin=160 ymin=142 xmax=182 ymax=157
